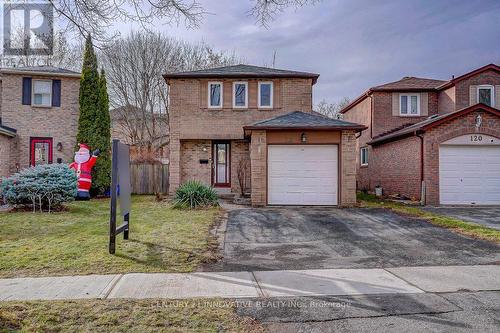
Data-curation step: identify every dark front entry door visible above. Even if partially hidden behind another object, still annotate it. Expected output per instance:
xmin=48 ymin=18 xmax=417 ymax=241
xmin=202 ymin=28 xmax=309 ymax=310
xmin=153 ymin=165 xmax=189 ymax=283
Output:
xmin=30 ymin=137 xmax=53 ymax=166
xmin=213 ymin=142 xmax=230 ymax=187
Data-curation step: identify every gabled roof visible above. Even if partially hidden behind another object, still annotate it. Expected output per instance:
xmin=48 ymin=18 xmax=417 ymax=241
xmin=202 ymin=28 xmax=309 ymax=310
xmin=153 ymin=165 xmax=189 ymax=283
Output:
xmin=437 ymin=63 xmax=500 ymax=89
xmin=243 ymin=111 xmax=366 ymax=131
xmin=0 ymin=123 xmax=16 ymax=137
xmin=369 ymin=103 xmax=500 ymax=145
xmin=371 ymin=77 xmax=447 ymax=91
xmin=163 ymin=64 xmax=320 ymax=84
xmin=0 ymin=66 xmax=81 ymax=78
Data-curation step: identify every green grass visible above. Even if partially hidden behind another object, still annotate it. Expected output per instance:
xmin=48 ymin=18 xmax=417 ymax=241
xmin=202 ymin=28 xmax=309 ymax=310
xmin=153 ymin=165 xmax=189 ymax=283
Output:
xmin=357 ymin=192 xmax=500 ymax=244
xmin=0 ymin=196 xmax=220 ymax=278
xmin=0 ymin=299 xmax=264 ymax=333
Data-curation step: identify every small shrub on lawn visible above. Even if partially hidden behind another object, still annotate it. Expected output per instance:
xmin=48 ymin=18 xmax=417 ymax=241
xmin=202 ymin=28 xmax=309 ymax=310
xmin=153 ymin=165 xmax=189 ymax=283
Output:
xmin=173 ymin=180 xmax=219 ymax=209
xmin=0 ymin=164 xmax=77 ymax=212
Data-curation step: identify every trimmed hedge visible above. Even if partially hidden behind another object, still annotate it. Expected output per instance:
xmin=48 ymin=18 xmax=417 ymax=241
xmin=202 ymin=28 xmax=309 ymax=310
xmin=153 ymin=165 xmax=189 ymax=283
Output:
xmin=0 ymin=164 xmax=77 ymax=212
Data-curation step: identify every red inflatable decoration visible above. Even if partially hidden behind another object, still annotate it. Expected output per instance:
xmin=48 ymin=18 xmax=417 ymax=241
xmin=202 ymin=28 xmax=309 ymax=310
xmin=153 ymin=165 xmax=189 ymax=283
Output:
xmin=69 ymin=143 xmax=100 ymax=200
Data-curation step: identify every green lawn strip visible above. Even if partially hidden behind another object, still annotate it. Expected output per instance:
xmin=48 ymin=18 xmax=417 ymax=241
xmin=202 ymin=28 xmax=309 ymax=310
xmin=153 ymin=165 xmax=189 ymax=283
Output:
xmin=0 ymin=299 xmax=264 ymax=333
xmin=0 ymin=196 xmax=221 ymax=278
xmin=357 ymin=193 xmax=500 ymax=244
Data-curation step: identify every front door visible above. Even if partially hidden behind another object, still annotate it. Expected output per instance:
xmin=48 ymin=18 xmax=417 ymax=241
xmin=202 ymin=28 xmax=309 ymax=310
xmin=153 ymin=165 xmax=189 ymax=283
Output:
xmin=212 ymin=142 xmax=230 ymax=187
xmin=30 ymin=137 xmax=53 ymax=166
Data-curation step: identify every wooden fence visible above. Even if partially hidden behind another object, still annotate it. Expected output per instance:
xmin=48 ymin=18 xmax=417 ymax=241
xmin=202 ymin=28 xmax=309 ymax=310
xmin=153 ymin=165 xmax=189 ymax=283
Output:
xmin=130 ymin=163 xmax=169 ymax=194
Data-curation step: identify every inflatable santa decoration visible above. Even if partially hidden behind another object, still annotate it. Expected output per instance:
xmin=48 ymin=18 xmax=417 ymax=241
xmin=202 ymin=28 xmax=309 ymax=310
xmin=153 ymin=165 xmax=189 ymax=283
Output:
xmin=69 ymin=143 xmax=100 ymax=200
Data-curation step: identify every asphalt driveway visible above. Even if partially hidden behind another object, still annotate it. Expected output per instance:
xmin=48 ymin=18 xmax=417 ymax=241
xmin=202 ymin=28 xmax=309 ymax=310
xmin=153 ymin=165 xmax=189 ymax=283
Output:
xmin=423 ymin=207 xmax=500 ymax=230
xmin=215 ymin=207 xmax=500 ymax=271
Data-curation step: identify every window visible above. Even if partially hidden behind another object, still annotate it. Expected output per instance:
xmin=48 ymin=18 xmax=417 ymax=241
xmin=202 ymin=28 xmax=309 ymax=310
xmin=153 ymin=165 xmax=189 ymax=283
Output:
xmin=360 ymin=147 xmax=368 ymax=166
xmin=477 ymin=85 xmax=494 ymax=106
xmin=233 ymin=81 xmax=248 ymax=108
xmin=208 ymin=82 xmax=223 ymax=108
xmin=32 ymin=80 xmax=52 ymax=107
xmin=258 ymin=81 xmax=273 ymax=108
xmin=399 ymin=94 xmax=420 ymax=116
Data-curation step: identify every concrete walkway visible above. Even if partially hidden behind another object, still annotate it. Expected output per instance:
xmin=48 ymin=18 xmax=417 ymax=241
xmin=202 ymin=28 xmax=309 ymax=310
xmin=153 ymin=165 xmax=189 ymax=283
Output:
xmin=0 ymin=265 xmax=499 ymax=301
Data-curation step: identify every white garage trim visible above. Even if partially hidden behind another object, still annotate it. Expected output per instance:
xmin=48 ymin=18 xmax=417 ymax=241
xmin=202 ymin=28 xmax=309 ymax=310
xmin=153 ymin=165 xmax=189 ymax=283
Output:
xmin=439 ymin=134 xmax=500 ymax=205
xmin=267 ymin=145 xmax=338 ymax=205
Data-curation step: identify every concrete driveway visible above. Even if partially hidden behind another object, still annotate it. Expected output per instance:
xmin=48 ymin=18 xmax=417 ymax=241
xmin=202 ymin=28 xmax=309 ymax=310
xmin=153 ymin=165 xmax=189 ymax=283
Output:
xmin=423 ymin=207 xmax=500 ymax=230
xmin=214 ymin=207 xmax=500 ymax=271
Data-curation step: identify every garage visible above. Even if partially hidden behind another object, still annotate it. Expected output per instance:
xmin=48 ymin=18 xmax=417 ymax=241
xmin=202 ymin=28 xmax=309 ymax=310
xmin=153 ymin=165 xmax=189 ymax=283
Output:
xmin=268 ymin=145 xmax=338 ymax=205
xmin=439 ymin=136 xmax=500 ymax=205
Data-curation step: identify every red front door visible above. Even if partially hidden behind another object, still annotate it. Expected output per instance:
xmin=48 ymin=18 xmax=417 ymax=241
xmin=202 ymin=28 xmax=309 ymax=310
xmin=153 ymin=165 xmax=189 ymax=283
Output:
xmin=212 ymin=142 xmax=230 ymax=187
xmin=30 ymin=137 xmax=53 ymax=166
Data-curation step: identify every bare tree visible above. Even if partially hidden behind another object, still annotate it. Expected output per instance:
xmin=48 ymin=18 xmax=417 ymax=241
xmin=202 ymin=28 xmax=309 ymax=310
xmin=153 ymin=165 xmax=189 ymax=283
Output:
xmin=45 ymin=1 xmax=319 ymax=42
xmin=102 ymin=31 xmax=241 ymax=159
xmin=315 ymin=97 xmax=351 ymax=119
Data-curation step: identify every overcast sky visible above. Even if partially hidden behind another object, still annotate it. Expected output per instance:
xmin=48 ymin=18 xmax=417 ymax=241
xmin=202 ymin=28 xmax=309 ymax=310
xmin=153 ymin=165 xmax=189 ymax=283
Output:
xmin=117 ymin=0 xmax=499 ymax=104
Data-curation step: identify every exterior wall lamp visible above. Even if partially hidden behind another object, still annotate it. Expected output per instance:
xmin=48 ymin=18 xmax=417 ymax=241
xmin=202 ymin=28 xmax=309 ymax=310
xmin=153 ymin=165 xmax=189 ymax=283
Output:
xmin=56 ymin=142 xmax=63 ymax=151
xmin=301 ymin=132 xmax=307 ymax=143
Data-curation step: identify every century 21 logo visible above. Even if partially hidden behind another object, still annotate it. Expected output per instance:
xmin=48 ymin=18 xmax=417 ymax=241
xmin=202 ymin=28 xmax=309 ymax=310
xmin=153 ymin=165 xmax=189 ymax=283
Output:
xmin=3 ymin=2 xmax=54 ymax=55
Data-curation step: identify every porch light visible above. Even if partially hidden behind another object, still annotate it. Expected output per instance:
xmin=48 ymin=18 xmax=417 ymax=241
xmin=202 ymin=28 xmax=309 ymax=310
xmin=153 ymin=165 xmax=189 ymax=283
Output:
xmin=301 ymin=133 xmax=307 ymax=143
xmin=56 ymin=142 xmax=63 ymax=151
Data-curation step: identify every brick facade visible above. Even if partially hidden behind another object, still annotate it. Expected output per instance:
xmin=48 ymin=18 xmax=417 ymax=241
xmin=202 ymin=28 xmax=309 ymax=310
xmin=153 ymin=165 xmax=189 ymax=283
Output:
xmin=0 ymin=73 xmax=80 ymax=175
xmin=168 ymin=77 xmax=313 ymax=194
xmin=340 ymin=131 xmax=357 ymax=206
xmin=343 ymin=65 xmax=500 ymax=204
xmin=0 ymin=135 xmax=11 ymax=177
xmin=250 ymin=130 xmax=266 ymax=206
xmin=423 ymin=110 xmax=500 ymax=205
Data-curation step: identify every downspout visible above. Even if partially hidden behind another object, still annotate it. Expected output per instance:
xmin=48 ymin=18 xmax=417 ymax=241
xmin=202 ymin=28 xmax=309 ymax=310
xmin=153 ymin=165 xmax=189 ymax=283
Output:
xmin=416 ymin=132 xmax=425 ymax=206
xmin=370 ymin=94 xmax=374 ymax=139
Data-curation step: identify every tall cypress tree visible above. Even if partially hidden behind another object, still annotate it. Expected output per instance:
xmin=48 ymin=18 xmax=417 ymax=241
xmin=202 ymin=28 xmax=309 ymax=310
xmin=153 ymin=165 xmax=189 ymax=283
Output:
xmin=76 ymin=35 xmax=111 ymax=195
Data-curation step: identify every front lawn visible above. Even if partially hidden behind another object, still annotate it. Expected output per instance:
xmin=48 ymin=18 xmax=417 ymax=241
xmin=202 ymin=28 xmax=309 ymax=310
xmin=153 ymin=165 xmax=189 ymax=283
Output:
xmin=0 ymin=196 xmax=220 ymax=278
xmin=0 ymin=299 xmax=263 ymax=332
xmin=358 ymin=192 xmax=500 ymax=244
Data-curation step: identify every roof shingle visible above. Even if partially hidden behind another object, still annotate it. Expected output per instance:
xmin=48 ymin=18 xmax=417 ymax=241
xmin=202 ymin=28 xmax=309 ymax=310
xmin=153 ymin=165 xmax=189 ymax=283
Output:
xmin=244 ymin=111 xmax=366 ymax=131
xmin=371 ymin=77 xmax=447 ymax=91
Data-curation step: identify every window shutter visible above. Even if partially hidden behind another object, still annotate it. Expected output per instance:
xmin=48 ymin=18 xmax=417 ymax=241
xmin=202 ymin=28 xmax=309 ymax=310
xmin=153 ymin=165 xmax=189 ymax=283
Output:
xmin=52 ymin=79 xmax=61 ymax=107
xmin=495 ymin=85 xmax=500 ymax=109
xmin=392 ymin=93 xmax=399 ymax=116
xmin=469 ymin=85 xmax=477 ymax=105
xmin=22 ymin=77 xmax=32 ymax=105
xmin=421 ymin=93 xmax=428 ymax=116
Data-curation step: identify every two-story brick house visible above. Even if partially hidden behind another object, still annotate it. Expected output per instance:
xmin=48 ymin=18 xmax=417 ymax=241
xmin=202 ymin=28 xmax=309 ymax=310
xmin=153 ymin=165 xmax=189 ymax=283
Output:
xmin=164 ymin=64 xmax=366 ymax=206
xmin=0 ymin=66 xmax=80 ymax=178
xmin=341 ymin=63 xmax=500 ymax=205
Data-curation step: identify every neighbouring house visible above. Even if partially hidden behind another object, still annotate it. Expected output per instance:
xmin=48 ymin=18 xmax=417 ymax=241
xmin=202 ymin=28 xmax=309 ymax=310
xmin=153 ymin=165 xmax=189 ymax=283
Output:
xmin=164 ymin=64 xmax=366 ymax=207
xmin=0 ymin=66 xmax=80 ymax=178
xmin=341 ymin=63 xmax=500 ymax=205
xmin=110 ymin=106 xmax=169 ymax=164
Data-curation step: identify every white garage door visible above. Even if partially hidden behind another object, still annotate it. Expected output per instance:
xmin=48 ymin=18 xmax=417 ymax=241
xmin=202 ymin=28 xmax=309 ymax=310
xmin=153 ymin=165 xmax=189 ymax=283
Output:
xmin=439 ymin=145 xmax=500 ymax=205
xmin=268 ymin=145 xmax=338 ymax=205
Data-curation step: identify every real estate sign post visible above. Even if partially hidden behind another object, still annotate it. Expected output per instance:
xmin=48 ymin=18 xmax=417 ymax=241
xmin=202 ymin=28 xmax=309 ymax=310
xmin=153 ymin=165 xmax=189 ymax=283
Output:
xmin=109 ymin=140 xmax=131 ymax=254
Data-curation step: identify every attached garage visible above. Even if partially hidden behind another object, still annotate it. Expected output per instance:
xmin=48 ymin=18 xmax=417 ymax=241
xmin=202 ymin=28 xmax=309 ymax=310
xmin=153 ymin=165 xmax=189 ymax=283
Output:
xmin=268 ymin=145 xmax=338 ymax=205
xmin=439 ymin=135 xmax=500 ymax=205
xmin=244 ymin=111 xmax=366 ymax=207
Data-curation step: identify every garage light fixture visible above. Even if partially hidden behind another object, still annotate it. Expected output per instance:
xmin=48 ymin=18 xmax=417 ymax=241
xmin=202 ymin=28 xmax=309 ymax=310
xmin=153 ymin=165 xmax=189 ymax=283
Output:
xmin=301 ymin=133 xmax=307 ymax=143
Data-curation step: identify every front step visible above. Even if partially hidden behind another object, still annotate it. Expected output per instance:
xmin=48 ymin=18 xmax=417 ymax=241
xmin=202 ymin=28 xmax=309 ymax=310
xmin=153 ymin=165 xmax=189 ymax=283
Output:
xmin=214 ymin=187 xmax=235 ymax=200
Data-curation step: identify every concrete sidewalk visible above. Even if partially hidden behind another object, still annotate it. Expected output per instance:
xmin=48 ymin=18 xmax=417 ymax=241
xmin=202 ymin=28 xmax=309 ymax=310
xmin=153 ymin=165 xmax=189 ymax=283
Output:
xmin=0 ymin=265 xmax=499 ymax=301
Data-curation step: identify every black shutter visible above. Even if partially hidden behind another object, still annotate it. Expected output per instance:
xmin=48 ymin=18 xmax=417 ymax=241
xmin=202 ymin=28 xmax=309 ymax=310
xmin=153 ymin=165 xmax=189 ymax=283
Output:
xmin=22 ymin=77 xmax=32 ymax=105
xmin=52 ymin=79 xmax=61 ymax=107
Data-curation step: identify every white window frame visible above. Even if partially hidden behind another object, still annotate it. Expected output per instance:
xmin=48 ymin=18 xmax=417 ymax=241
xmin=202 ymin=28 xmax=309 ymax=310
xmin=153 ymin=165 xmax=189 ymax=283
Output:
xmin=258 ymin=81 xmax=274 ymax=109
xmin=208 ymin=81 xmax=223 ymax=109
xmin=399 ymin=93 xmax=420 ymax=116
xmin=477 ymin=85 xmax=495 ymax=107
xmin=232 ymin=81 xmax=248 ymax=108
xmin=32 ymin=79 xmax=52 ymax=107
xmin=360 ymin=147 xmax=368 ymax=166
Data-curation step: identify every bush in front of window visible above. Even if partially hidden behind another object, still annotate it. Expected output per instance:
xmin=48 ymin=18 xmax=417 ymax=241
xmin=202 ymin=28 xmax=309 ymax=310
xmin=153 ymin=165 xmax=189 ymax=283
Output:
xmin=0 ymin=164 xmax=77 ymax=213
xmin=172 ymin=180 xmax=219 ymax=209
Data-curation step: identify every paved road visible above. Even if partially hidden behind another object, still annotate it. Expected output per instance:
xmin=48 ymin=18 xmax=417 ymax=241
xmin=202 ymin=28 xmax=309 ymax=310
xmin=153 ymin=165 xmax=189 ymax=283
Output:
xmin=215 ymin=207 xmax=500 ymax=271
xmin=423 ymin=207 xmax=500 ymax=230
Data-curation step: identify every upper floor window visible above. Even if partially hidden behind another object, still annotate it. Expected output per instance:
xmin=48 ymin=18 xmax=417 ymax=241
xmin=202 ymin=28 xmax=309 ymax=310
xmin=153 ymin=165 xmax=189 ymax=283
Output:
xmin=258 ymin=81 xmax=273 ymax=108
xmin=360 ymin=147 xmax=368 ymax=166
xmin=208 ymin=82 xmax=222 ymax=108
xmin=32 ymin=80 xmax=52 ymax=107
xmin=400 ymin=94 xmax=420 ymax=116
xmin=477 ymin=85 xmax=494 ymax=106
xmin=233 ymin=81 xmax=248 ymax=108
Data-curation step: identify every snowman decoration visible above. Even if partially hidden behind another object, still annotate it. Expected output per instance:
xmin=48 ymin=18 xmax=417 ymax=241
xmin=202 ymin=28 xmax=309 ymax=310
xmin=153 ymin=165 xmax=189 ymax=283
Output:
xmin=69 ymin=143 xmax=100 ymax=200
